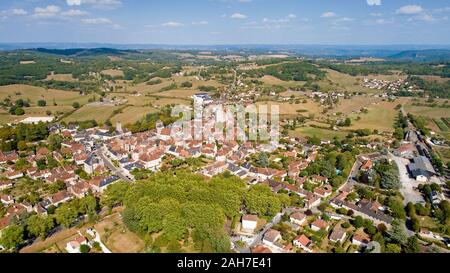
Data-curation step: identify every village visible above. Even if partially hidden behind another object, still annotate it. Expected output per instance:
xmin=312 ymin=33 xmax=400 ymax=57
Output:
xmin=0 ymin=88 xmax=448 ymax=254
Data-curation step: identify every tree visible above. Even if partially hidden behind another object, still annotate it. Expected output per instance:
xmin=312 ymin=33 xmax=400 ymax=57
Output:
xmin=256 ymin=153 xmax=269 ymax=168
xmin=245 ymin=185 xmax=281 ymax=217
xmin=26 ymin=214 xmax=55 ymax=239
xmin=47 ymin=134 xmax=63 ymax=151
xmin=352 ymin=216 xmax=364 ymax=228
xmin=80 ymin=244 xmax=90 ymax=253
xmin=72 ymin=102 xmax=80 ymax=109
xmin=54 ymin=203 xmax=78 ymax=228
xmin=0 ymin=224 xmax=24 ymax=250
xmin=385 ymin=243 xmax=402 ymax=253
xmin=405 ymin=236 xmax=420 ymax=253
xmin=389 ymin=220 xmax=408 ymax=246
xmin=37 ymin=100 xmax=47 ymax=107
xmin=14 ymin=108 xmax=25 ymax=116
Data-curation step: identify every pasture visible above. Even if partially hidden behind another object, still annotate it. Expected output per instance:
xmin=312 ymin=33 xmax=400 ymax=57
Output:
xmin=63 ymin=105 xmax=121 ymax=123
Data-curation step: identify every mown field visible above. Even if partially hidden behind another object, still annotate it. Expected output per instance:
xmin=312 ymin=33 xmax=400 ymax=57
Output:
xmin=110 ymin=106 xmax=158 ymax=125
xmin=289 ymin=126 xmax=347 ymax=140
xmin=63 ymin=105 xmax=122 ymax=123
xmin=0 ymin=84 xmax=90 ymax=106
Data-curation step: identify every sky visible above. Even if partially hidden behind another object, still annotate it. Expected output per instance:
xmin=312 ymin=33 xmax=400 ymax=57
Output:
xmin=0 ymin=0 xmax=450 ymax=45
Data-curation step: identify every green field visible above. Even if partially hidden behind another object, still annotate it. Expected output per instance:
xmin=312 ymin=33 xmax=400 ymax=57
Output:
xmin=290 ymin=126 xmax=347 ymax=140
xmin=63 ymin=105 xmax=122 ymax=123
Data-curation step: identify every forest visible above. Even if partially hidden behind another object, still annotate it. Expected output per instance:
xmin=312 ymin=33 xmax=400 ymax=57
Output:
xmin=100 ymin=172 xmax=288 ymax=253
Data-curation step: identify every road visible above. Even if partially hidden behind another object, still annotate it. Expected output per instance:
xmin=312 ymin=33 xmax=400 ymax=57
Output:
xmin=247 ymin=211 xmax=284 ymax=249
xmin=389 ymin=153 xmax=425 ymax=205
xmin=96 ymin=147 xmax=134 ymax=183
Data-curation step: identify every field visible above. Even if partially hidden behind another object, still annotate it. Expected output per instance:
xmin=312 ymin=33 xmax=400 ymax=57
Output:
xmin=154 ymin=89 xmax=202 ymax=98
xmin=348 ymin=100 xmax=402 ymax=133
xmin=0 ymin=84 xmax=91 ymax=106
xmin=110 ymin=106 xmax=158 ymax=125
xmin=63 ymin=105 xmax=121 ymax=123
xmin=101 ymin=69 xmax=125 ymax=77
xmin=94 ymin=212 xmax=145 ymax=253
xmin=256 ymin=100 xmax=322 ymax=117
xmin=44 ymin=73 xmax=77 ymax=82
xmin=289 ymin=126 xmax=347 ymax=140
xmin=20 ymin=211 xmax=145 ymax=253
xmin=404 ymin=104 xmax=450 ymax=119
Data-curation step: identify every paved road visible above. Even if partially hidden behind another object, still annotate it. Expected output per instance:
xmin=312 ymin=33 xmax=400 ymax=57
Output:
xmin=96 ymin=148 xmax=134 ymax=183
xmin=248 ymin=212 xmax=284 ymax=249
xmin=389 ymin=153 xmax=425 ymax=205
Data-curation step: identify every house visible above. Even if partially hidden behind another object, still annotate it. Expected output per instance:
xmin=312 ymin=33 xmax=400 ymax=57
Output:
xmin=0 ymin=195 xmax=14 ymax=206
xmin=394 ymin=143 xmax=415 ymax=158
xmin=192 ymin=93 xmax=213 ymax=105
xmin=310 ymin=175 xmax=328 ymax=184
xmin=65 ymin=235 xmax=88 ymax=253
xmin=47 ymin=191 xmax=72 ymax=207
xmin=84 ymin=154 xmax=102 ymax=174
xmin=6 ymin=170 xmax=23 ymax=180
xmin=293 ymin=234 xmax=313 ymax=253
xmin=241 ymin=214 xmax=258 ymax=233
xmin=305 ymin=194 xmax=321 ymax=209
xmin=0 ymin=181 xmax=13 ymax=191
xmin=263 ymin=229 xmax=281 ymax=247
xmin=290 ymin=212 xmax=306 ymax=226
xmin=352 ymin=232 xmax=371 ymax=247
xmin=310 ymin=219 xmax=329 ymax=232
xmin=329 ymin=228 xmax=347 ymax=243
xmin=251 ymin=245 xmax=272 ymax=254
xmin=89 ymin=176 xmax=120 ymax=193
xmin=360 ymin=159 xmax=373 ymax=171
xmin=314 ymin=185 xmax=333 ymax=198
xmin=407 ymin=156 xmax=436 ymax=182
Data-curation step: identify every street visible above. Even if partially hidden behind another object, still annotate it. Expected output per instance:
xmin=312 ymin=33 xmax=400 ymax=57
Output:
xmin=96 ymin=147 xmax=134 ymax=183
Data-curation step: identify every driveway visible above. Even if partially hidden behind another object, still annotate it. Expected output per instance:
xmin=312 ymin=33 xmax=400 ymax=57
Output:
xmin=390 ymin=153 xmax=425 ymax=205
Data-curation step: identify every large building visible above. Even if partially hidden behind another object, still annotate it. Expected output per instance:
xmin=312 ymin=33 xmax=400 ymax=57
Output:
xmin=407 ymin=156 xmax=436 ymax=182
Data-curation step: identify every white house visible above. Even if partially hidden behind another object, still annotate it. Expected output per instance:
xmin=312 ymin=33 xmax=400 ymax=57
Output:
xmin=293 ymin=234 xmax=313 ymax=253
xmin=65 ymin=235 xmax=88 ymax=253
xmin=290 ymin=212 xmax=306 ymax=226
xmin=241 ymin=214 xmax=258 ymax=233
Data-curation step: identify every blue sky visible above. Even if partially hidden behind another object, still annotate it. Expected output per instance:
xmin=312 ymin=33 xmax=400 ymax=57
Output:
xmin=0 ymin=0 xmax=449 ymax=44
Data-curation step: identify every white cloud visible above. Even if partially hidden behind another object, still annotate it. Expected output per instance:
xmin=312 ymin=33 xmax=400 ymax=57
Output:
xmin=396 ymin=5 xmax=423 ymax=15
xmin=192 ymin=20 xmax=209 ymax=25
xmin=34 ymin=5 xmax=61 ymax=18
xmin=162 ymin=21 xmax=183 ymax=27
xmin=81 ymin=17 xmax=112 ymax=24
xmin=231 ymin=13 xmax=247 ymax=19
xmin=66 ymin=0 xmax=122 ymax=10
xmin=61 ymin=9 xmax=88 ymax=16
xmin=237 ymin=0 xmax=252 ymax=2
xmin=321 ymin=12 xmax=337 ymax=18
xmin=367 ymin=0 xmax=381 ymax=6
xmin=288 ymin=14 xmax=296 ymax=19
xmin=81 ymin=17 xmax=122 ymax=29
xmin=11 ymin=9 xmax=28 ymax=16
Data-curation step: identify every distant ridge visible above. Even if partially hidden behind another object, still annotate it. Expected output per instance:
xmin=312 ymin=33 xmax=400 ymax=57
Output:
xmin=33 ymin=47 xmax=138 ymax=57
xmin=388 ymin=49 xmax=450 ymax=62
